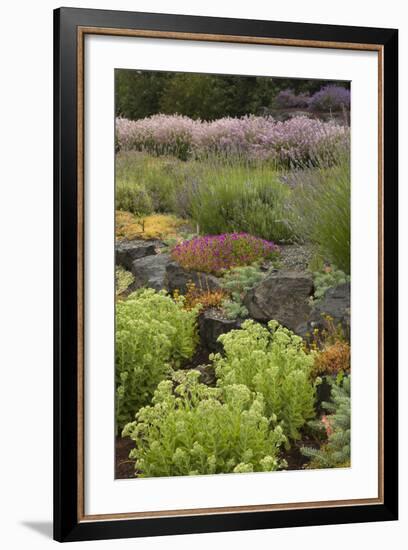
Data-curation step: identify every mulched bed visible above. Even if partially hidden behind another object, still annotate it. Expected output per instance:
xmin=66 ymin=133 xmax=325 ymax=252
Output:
xmin=278 ymin=243 xmax=313 ymax=272
xmin=115 ymin=436 xmax=136 ymax=479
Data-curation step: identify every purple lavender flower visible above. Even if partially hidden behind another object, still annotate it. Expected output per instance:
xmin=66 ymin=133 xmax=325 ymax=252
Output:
xmin=115 ymin=114 xmax=349 ymax=164
xmin=309 ymin=85 xmax=350 ymax=112
xmin=275 ymin=89 xmax=310 ymax=109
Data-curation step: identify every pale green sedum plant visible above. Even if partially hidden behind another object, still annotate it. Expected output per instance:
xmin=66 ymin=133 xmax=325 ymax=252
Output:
xmin=116 ymin=289 xmax=198 ymax=430
xmin=123 ymin=370 xmax=287 ymax=477
xmin=213 ymin=320 xmax=318 ymax=441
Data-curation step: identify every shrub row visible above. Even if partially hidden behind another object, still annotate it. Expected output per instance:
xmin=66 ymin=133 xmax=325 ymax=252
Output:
xmin=275 ymin=85 xmax=350 ymax=112
xmin=116 ymin=114 xmax=349 ymax=165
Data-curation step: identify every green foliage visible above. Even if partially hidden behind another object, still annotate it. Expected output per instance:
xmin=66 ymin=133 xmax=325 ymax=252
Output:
xmin=220 ymin=264 xmax=266 ymax=319
xmin=221 ymin=300 xmax=249 ymax=320
xmin=212 ymin=320 xmax=317 ymax=441
xmin=115 ymin=150 xmax=204 ymax=216
xmin=115 ymin=69 xmax=349 ymax=121
xmin=312 ymin=266 xmax=350 ymax=303
xmin=307 ymin=252 xmax=325 ymax=273
xmin=159 ymin=73 xmax=230 ymax=121
xmin=301 ymin=376 xmax=351 ymax=468
xmin=288 ymin=155 xmax=350 ymax=273
xmin=115 ymin=289 xmax=198 ymax=430
xmin=115 ymin=70 xmax=171 ymax=121
xmin=115 ymin=152 xmax=296 ymax=241
xmin=191 ymin=164 xmax=295 ymax=242
xmin=115 ymin=182 xmax=153 ymax=231
xmin=115 ymin=266 xmax=134 ymax=296
xmin=123 ymin=370 xmax=287 ymax=477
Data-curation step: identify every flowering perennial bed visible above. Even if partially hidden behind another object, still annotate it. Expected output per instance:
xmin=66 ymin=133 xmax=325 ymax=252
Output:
xmin=116 ymin=114 xmax=349 ymax=164
xmin=170 ymin=233 xmax=279 ymax=275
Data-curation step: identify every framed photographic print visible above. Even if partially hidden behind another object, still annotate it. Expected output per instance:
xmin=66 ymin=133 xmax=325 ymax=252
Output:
xmin=54 ymin=7 xmax=398 ymax=542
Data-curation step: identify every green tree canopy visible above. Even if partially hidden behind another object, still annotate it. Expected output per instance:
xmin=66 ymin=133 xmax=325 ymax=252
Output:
xmin=115 ymin=69 xmax=349 ymax=121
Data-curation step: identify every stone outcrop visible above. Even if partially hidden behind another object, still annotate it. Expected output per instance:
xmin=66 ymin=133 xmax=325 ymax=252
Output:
xmin=244 ymin=270 xmax=314 ymax=333
xmin=165 ymin=262 xmax=221 ymax=294
xmin=115 ymin=239 xmax=162 ymax=270
xmin=130 ymin=253 xmax=171 ymax=292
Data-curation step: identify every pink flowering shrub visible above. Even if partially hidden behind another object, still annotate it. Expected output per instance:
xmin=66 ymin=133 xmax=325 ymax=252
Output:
xmin=275 ymin=89 xmax=311 ymax=109
xmin=116 ymin=114 xmax=194 ymax=160
xmin=116 ymin=114 xmax=349 ymax=165
xmin=170 ymin=233 xmax=279 ymax=275
xmin=309 ymin=85 xmax=350 ymax=112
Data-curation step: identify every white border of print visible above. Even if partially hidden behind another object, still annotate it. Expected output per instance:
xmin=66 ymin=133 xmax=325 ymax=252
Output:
xmin=84 ymin=34 xmax=378 ymax=516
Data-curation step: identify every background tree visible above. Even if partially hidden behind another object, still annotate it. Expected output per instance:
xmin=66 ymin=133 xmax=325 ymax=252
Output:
xmin=115 ymin=69 xmax=350 ymax=121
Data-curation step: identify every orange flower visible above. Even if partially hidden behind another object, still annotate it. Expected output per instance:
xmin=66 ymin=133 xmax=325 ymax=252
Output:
xmin=313 ymin=340 xmax=350 ymax=377
xmin=175 ymin=282 xmax=228 ymax=312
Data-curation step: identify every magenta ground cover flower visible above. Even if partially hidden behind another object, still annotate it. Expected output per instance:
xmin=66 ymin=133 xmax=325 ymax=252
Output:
xmin=171 ymin=233 xmax=279 ymax=274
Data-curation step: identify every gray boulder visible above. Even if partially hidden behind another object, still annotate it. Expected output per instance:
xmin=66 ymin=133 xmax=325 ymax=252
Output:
xmin=198 ymin=309 xmax=241 ymax=352
xmin=305 ymin=282 xmax=350 ymax=336
xmin=165 ymin=262 xmax=221 ymax=294
xmin=130 ymin=253 xmax=171 ymax=291
xmin=115 ymin=240 xmax=162 ymax=270
xmin=244 ymin=270 xmax=314 ymax=333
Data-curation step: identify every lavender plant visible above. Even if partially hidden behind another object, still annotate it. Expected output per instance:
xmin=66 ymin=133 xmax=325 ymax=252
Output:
xmin=190 ymin=164 xmax=295 ymax=242
xmin=116 ymin=114 xmax=349 ymax=166
xmin=286 ymin=153 xmax=350 ymax=273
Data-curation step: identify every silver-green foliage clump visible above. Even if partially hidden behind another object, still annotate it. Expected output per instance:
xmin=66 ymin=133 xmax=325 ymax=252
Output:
xmin=190 ymin=165 xmax=295 ymax=243
xmin=301 ymin=376 xmax=351 ymax=468
xmin=220 ymin=264 xmax=266 ymax=319
xmin=116 ymin=289 xmax=198 ymax=430
xmin=123 ymin=370 xmax=287 ymax=477
xmin=311 ymin=266 xmax=350 ymax=303
xmin=213 ymin=320 xmax=318 ymax=441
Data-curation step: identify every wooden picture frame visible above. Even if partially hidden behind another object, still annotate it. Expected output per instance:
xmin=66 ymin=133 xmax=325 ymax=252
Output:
xmin=54 ymin=7 xmax=398 ymax=542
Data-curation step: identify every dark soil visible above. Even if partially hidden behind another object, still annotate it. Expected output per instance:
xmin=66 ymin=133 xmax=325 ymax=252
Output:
xmin=183 ymin=345 xmax=211 ymax=369
xmin=181 ymin=345 xmax=217 ymax=385
xmin=283 ymin=434 xmax=320 ymax=471
xmin=115 ymin=436 xmax=136 ymax=479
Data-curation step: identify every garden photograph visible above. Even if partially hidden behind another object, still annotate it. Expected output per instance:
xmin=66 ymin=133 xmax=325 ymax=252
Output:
xmin=114 ymin=69 xmax=351 ymax=479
